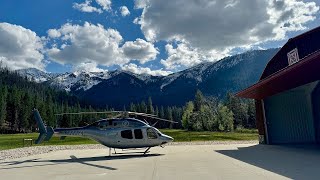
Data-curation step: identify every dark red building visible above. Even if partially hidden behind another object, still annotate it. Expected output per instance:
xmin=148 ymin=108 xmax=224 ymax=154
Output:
xmin=237 ymin=26 xmax=320 ymax=144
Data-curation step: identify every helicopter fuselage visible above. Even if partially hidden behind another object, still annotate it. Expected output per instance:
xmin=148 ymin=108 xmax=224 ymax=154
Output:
xmin=54 ymin=118 xmax=174 ymax=149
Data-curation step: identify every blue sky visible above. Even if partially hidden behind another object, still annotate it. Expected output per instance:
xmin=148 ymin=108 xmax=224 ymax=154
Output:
xmin=0 ymin=0 xmax=319 ymax=75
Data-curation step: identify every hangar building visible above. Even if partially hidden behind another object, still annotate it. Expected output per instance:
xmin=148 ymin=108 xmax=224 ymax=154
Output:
xmin=237 ymin=26 xmax=320 ymax=144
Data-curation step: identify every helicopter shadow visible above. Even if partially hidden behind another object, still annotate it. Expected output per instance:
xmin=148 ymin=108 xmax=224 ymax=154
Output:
xmin=0 ymin=153 xmax=163 ymax=171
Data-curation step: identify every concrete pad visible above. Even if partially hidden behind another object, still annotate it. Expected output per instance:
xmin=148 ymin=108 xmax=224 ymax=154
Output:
xmin=0 ymin=143 xmax=319 ymax=180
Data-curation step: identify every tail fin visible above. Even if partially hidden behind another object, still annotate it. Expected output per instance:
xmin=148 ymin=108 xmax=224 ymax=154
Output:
xmin=44 ymin=127 xmax=54 ymax=141
xmin=33 ymin=109 xmax=54 ymax=144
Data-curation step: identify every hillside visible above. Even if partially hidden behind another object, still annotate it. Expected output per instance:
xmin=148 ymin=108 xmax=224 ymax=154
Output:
xmin=17 ymin=49 xmax=279 ymax=108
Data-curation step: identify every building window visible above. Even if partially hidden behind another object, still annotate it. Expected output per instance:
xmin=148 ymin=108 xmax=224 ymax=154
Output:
xmin=121 ymin=130 xmax=133 ymax=139
xmin=147 ymin=128 xmax=158 ymax=139
xmin=134 ymin=129 xmax=143 ymax=139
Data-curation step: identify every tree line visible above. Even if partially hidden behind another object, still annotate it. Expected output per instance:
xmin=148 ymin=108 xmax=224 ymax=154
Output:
xmin=0 ymin=66 xmax=256 ymax=133
xmin=181 ymin=91 xmax=255 ymax=131
xmin=126 ymin=90 xmax=255 ymax=132
xmin=0 ymin=67 xmax=105 ymax=133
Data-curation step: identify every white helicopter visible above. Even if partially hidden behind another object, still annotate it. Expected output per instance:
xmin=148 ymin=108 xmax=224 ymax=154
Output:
xmin=33 ymin=109 xmax=175 ymax=155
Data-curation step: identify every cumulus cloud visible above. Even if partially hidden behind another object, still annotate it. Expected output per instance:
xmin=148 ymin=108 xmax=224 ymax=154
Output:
xmin=47 ymin=29 xmax=61 ymax=38
xmin=120 ymin=6 xmax=130 ymax=17
xmin=134 ymin=0 xmax=149 ymax=9
xmin=122 ymin=38 xmax=159 ymax=64
xmin=47 ymin=22 xmax=159 ymax=72
xmin=0 ymin=22 xmax=45 ymax=70
xmin=47 ymin=22 xmax=126 ymax=67
xmin=121 ymin=63 xmax=172 ymax=76
xmin=73 ymin=0 xmax=103 ymax=13
xmin=73 ymin=0 xmax=111 ymax=13
xmin=96 ymin=0 xmax=111 ymax=11
xmin=161 ymin=43 xmax=230 ymax=70
xmin=73 ymin=62 xmax=106 ymax=72
xmin=135 ymin=0 xmax=319 ymax=68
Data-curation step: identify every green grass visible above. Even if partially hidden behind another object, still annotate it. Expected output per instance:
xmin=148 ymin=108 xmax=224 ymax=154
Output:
xmin=161 ymin=129 xmax=258 ymax=142
xmin=0 ymin=133 xmax=97 ymax=151
xmin=0 ymin=129 xmax=258 ymax=151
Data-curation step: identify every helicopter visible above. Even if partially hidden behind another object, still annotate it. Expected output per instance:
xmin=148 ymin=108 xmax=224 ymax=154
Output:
xmin=33 ymin=109 xmax=176 ymax=155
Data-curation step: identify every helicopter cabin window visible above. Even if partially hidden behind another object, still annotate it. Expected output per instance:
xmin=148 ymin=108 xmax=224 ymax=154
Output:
xmin=121 ymin=130 xmax=133 ymax=139
xmin=147 ymin=128 xmax=158 ymax=139
xmin=134 ymin=129 xmax=143 ymax=139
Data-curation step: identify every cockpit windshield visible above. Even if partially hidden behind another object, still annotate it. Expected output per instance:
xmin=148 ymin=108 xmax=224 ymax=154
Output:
xmin=153 ymin=128 xmax=162 ymax=136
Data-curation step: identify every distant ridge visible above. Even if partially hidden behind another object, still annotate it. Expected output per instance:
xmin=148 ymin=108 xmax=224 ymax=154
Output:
xmin=17 ymin=48 xmax=279 ymax=107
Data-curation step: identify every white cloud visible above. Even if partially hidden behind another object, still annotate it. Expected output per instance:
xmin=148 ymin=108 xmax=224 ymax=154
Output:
xmin=0 ymin=22 xmax=45 ymax=70
xmin=47 ymin=22 xmax=126 ymax=67
xmin=73 ymin=0 xmax=103 ymax=13
xmin=96 ymin=0 xmax=111 ymax=11
xmin=73 ymin=0 xmax=111 ymax=13
xmin=120 ymin=6 xmax=130 ymax=17
xmin=47 ymin=29 xmax=61 ymax=38
xmin=134 ymin=0 xmax=149 ymax=9
xmin=161 ymin=43 xmax=230 ymax=70
xmin=73 ymin=62 xmax=106 ymax=72
xmin=121 ymin=63 xmax=172 ymax=76
xmin=47 ymin=22 xmax=159 ymax=71
xmin=267 ymin=0 xmax=319 ymax=40
xmin=136 ymin=0 xmax=319 ymax=68
xmin=122 ymin=38 xmax=159 ymax=64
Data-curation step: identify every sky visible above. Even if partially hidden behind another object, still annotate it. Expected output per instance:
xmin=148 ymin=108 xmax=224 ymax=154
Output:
xmin=0 ymin=0 xmax=319 ymax=75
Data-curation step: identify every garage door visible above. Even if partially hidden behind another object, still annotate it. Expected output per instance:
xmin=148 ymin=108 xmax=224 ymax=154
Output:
xmin=264 ymin=84 xmax=316 ymax=144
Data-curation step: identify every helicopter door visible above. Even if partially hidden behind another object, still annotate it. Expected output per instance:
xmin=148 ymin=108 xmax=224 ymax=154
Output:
xmin=119 ymin=129 xmax=134 ymax=148
xmin=134 ymin=129 xmax=143 ymax=140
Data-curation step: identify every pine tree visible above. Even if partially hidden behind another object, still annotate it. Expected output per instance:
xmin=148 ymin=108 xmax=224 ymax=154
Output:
xmin=147 ymin=97 xmax=154 ymax=114
xmin=247 ymin=100 xmax=256 ymax=128
xmin=194 ymin=89 xmax=204 ymax=112
xmin=155 ymin=106 xmax=159 ymax=117
xmin=140 ymin=101 xmax=147 ymax=113
xmin=225 ymin=93 xmax=247 ymax=128
xmin=159 ymin=106 xmax=165 ymax=118
xmin=130 ymin=103 xmax=136 ymax=112
xmin=0 ymin=86 xmax=7 ymax=127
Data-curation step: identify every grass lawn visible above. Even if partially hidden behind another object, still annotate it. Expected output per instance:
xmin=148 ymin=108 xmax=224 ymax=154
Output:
xmin=0 ymin=129 xmax=258 ymax=151
xmin=161 ymin=129 xmax=258 ymax=142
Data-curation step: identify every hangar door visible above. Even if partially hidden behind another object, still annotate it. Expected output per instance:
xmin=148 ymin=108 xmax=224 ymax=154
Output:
xmin=264 ymin=82 xmax=317 ymax=144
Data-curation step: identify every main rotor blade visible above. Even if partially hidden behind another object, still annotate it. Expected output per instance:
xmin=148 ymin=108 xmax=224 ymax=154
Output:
xmin=150 ymin=116 xmax=178 ymax=124
xmin=127 ymin=112 xmax=157 ymax=117
xmin=127 ymin=112 xmax=177 ymax=123
xmin=54 ymin=110 xmax=177 ymax=123
xmin=55 ymin=111 xmax=122 ymax=116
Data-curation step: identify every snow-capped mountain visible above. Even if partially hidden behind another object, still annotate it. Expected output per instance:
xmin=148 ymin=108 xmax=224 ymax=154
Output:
xmin=17 ymin=68 xmax=159 ymax=92
xmin=47 ymin=71 xmax=111 ymax=92
xmin=17 ymin=49 xmax=279 ymax=107
xmin=16 ymin=68 xmax=59 ymax=83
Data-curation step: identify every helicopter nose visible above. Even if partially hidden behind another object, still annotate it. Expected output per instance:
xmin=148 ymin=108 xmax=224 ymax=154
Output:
xmin=168 ymin=136 xmax=174 ymax=142
xmin=163 ymin=135 xmax=174 ymax=142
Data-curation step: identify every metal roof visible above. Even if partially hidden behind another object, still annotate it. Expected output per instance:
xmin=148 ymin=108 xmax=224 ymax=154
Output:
xmin=236 ymin=51 xmax=320 ymax=99
xmin=236 ymin=26 xmax=320 ymax=99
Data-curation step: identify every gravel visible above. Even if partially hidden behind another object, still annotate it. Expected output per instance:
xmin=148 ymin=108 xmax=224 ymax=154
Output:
xmin=0 ymin=140 xmax=258 ymax=161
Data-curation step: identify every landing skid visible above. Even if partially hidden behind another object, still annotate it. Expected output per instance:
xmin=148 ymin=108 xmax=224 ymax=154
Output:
xmin=143 ymin=147 xmax=151 ymax=155
xmin=108 ymin=147 xmax=152 ymax=156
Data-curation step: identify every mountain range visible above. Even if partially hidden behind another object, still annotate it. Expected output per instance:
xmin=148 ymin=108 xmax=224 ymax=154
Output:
xmin=17 ymin=48 xmax=279 ymax=108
